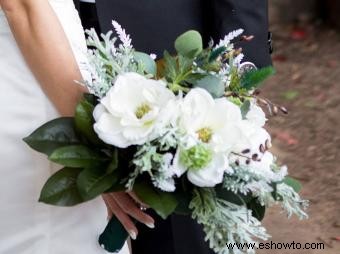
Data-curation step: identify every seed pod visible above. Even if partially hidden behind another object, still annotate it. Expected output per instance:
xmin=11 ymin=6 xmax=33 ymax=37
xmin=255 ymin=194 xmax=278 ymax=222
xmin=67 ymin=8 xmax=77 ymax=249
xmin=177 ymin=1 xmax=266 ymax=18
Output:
xmin=242 ymin=149 xmax=251 ymax=154
xmin=246 ymin=159 xmax=251 ymax=165
xmin=273 ymin=105 xmax=279 ymax=115
xmin=253 ymin=89 xmax=261 ymax=96
xmin=252 ymin=153 xmax=259 ymax=161
xmin=235 ymin=159 xmax=240 ymax=166
xmin=259 ymin=144 xmax=266 ymax=153
xmin=280 ymin=106 xmax=289 ymax=114
xmin=241 ymin=35 xmax=255 ymax=42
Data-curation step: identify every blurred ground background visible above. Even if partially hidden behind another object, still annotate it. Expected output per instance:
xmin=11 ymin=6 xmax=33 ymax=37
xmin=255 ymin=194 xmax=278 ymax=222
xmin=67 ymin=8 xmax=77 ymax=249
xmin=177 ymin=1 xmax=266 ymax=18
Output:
xmin=258 ymin=1 xmax=340 ymax=254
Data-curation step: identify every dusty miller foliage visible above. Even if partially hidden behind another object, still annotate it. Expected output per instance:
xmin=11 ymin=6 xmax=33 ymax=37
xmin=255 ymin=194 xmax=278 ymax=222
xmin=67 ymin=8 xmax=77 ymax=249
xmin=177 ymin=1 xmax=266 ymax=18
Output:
xmin=190 ymin=188 xmax=269 ymax=254
xmin=126 ymin=127 xmax=180 ymax=191
xmin=84 ymin=27 xmax=144 ymax=98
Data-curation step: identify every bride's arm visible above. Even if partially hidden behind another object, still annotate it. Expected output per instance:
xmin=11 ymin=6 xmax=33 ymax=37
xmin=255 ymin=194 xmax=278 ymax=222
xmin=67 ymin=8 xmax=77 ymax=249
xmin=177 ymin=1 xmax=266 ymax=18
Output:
xmin=0 ymin=0 xmax=84 ymax=116
xmin=0 ymin=0 xmax=155 ymax=237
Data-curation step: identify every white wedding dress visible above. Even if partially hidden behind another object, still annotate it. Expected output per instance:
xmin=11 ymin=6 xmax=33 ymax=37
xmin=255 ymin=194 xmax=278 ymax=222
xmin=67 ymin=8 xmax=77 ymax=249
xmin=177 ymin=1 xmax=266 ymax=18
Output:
xmin=0 ymin=1 xmax=129 ymax=253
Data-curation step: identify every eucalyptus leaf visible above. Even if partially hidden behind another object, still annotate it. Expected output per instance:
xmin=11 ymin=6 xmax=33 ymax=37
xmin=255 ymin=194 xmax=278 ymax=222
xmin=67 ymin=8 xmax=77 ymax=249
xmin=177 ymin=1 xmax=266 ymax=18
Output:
xmin=23 ymin=117 xmax=80 ymax=156
xmin=39 ymin=167 xmax=84 ymax=206
xmin=192 ymin=74 xmax=225 ymax=98
xmin=49 ymin=145 xmax=108 ymax=168
xmin=283 ymin=176 xmax=302 ymax=193
xmin=175 ymin=30 xmax=203 ymax=58
xmin=134 ymin=182 xmax=178 ymax=219
xmin=133 ymin=51 xmax=157 ymax=76
xmin=75 ymin=99 xmax=102 ymax=145
xmin=77 ymin=166 xmax=118 ymax=200
xmin=241 ymin=100 xmax=251 ymax=119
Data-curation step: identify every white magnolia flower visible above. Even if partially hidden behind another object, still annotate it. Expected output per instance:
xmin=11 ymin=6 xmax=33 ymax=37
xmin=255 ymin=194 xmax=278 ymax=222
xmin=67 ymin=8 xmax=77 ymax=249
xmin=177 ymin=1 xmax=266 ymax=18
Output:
xmin=93 ymin=72 xmax=175 ymax=148
xmin=246 ymin=101 xmax=267 ymax=127
xmin=168 ymin=88 xmax=244 ymax=187
xmin=178 ymin=88 xmax=243 ymax=152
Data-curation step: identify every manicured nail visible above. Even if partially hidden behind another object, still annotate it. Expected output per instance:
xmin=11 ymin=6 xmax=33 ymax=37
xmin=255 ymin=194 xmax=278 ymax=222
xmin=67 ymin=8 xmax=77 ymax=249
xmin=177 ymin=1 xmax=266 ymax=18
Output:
xmin=129 ymin=230 xmax=137 ymax=240
xmin=146 ymin=222 xmax=155 ymax=229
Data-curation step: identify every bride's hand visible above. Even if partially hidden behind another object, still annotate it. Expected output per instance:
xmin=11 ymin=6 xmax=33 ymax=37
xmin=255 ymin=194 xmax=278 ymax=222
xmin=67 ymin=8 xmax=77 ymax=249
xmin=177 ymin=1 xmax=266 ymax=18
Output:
xmin=102 ymin=192 xmax=155 ymax=240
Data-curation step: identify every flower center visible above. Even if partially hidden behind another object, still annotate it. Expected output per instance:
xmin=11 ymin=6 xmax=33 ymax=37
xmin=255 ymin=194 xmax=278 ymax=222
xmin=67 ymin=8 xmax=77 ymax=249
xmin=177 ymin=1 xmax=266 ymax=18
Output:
xmin=197 ymin=127 xmax=213 ymax=143
xmin=135 ymin=103 xmax=152 ymax=119
xmin=180 ymin=144 xmax=213 ymax=171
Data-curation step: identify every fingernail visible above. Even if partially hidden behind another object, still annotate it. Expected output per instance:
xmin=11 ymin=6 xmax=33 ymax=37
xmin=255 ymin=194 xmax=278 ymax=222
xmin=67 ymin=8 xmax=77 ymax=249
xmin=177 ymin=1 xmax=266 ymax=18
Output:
xmin=146 ymin=222 xmax=155 ymax=229
xmin=129 ymin=230 xmax=137 ymax=240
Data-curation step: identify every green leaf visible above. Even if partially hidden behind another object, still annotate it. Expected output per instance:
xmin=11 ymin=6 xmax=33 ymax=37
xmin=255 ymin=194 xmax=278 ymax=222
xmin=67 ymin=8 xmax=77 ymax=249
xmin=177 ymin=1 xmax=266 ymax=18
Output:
xmin=133 ymin=51 xmax=157 ymax=76
xmin=283 ymin=176 xmax=302 ymax=192
xmin=163 ymin=51 xmax=178 ymax=82
xmin=75 ymin=99 xmax=102 ymax=145
xmin=83 ymin=93 xmax=98 ymax=106
xmin=175 ymin=30 xmax=203 ymax=58
xmin=77 ymin=167 xmax=118 ymax=200
xmin=247 ymin=199 xmax=266 ymax=221
xmin=49 ymin=145 xmax=108 ymax=168
xmin=209 ymin=46 xmax=226 ymax=62
xmin=23 ymin=117 xmax=80 ymax=156
xmin=134 ymin=182 xmax=178 ymax=219
xmin=241 ymin=66 xmax=276 ymax=90
xmin=106 ymin=149 xmax=119 ymax=174
xmin=216 ymin=187 xmax=252 ymax=206
xmin=192 ymin=74 xmax=225 ymax=98
xmin=39 ymin=167 xmax=84 ymax=206
xmin=240 ymin=100 xmax=251 ymax=118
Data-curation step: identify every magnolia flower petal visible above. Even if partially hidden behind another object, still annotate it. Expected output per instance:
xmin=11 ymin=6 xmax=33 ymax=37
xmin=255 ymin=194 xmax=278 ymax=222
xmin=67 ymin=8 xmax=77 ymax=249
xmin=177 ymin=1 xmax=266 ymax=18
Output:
xmin=187 ymin=153 xmax=227 ymax=187
xmin=93 ymin=112 xmax=132 ymax=148
xmin=246 ymin=102 xmax=267 ymax=127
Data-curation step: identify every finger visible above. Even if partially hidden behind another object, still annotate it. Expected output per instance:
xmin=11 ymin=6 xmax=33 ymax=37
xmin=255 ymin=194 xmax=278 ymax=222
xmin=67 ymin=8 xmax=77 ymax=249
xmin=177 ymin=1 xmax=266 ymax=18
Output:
xmin=104 ymin=194 xmax=138 ymax=240
xmin=102 ymin=195 xmax=113 ymax=220
xmin=111 ymin=192 xmax=155 ymax=228
xmin=128 ymin=192 xmax=149 ymax=208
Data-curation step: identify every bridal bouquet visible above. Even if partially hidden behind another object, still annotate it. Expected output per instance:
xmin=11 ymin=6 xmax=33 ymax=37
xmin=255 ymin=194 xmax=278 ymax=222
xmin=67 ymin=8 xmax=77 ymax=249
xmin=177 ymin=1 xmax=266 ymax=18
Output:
xmin=24 ymin=21 xmax=308 ymax=254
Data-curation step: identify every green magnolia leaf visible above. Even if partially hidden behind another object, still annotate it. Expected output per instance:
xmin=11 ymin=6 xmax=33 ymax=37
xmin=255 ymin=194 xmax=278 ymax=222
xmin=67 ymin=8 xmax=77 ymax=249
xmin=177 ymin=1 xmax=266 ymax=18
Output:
xmin=192 ymin=74 xmax=225 ymax=98
xmin=75 ymin=99 xmax=102 ymax=145
xmin=23 ymin=117 xmax=80 ymax=156
xmin=39 ymin=167 xmax=84 ymax=206
xmin=77 ymin=166 xmax=118 ymax=200
xmin=216 ymin=188 xmax=252 ymax=206
xmin=175 ymin=30 xmax=203 ymax=58
xmin=134 ymin=182 xmax=178 ymax=219
xmin=134 ymin=51 xmax=157 ymax=76
xmin=83 ymin=93 xmax=98 ymax=106
xmin=241 ymin=66 xmax=276 ymax=90
xmin=49 ymin=145 xmax=108 ymax=168
xmin=283 ymin=176 xmax=302 ymax=193
xmin=106 ymin=149 xmax=119 ymax=174
xmin=247 ymin=199 xmax=266 ymax=221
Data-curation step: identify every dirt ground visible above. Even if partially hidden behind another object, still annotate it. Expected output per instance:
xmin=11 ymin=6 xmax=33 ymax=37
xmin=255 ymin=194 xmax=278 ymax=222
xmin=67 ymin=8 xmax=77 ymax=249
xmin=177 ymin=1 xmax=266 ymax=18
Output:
xmin=257 ymin=23 xmax=340 ymax=254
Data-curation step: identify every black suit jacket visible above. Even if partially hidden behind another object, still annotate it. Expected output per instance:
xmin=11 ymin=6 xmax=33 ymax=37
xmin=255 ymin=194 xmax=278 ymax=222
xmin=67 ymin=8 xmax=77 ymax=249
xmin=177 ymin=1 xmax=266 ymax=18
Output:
xmin=74 ymin=0 xmax=271 ymax=67
xmin=73 ymin=1 xmax=271 ymax=253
